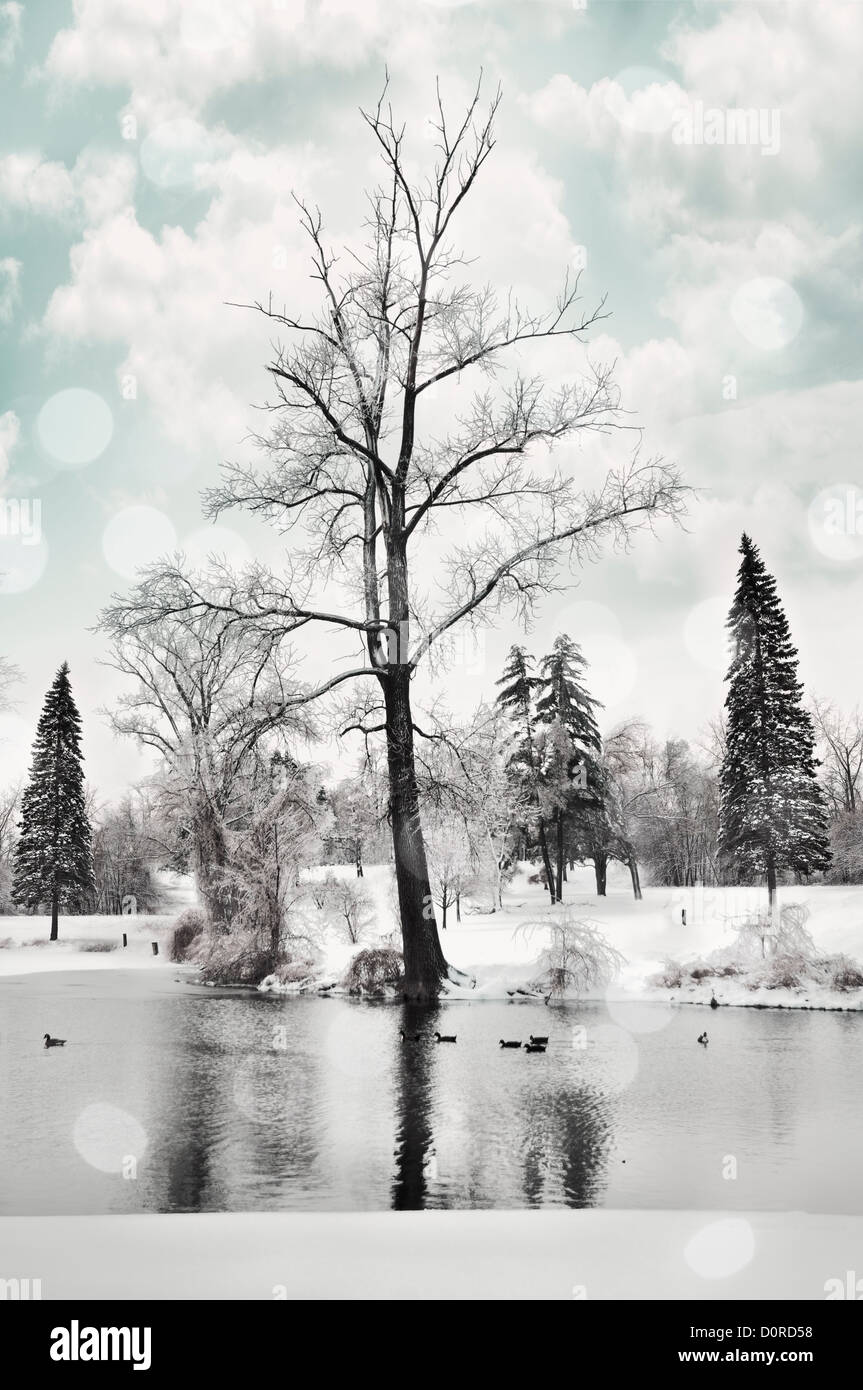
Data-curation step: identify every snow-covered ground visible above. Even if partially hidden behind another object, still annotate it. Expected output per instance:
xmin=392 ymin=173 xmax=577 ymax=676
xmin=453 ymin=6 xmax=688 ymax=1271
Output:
xmin=0 ymin=1209 xmax=859 ymax=1300
xmin=0 ymin=872 xmax=192 ymax=977
xmin=281 ymin=862 xmax=863 ymax=1012
xmin=3 ymin=863 xmax=862 ymax=1010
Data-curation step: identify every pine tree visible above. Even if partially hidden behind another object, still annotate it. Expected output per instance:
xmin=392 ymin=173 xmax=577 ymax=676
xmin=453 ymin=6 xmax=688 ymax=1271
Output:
xmin=495 ymin=646 xmax=557 ymax=894
xmin=535 ymin=635 xmax=604 ymax=901
xmin=12 ymin=662 xmax=94 ymax=939
xmin=718 ymin=535 xmax=830 ymax=907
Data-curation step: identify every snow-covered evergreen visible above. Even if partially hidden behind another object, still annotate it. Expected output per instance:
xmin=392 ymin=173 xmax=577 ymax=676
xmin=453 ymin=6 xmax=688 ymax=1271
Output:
xmin=718 ymin=535 xmax=831 ymax=903
xmin=12 ymin=662 xmax=94 ymax=939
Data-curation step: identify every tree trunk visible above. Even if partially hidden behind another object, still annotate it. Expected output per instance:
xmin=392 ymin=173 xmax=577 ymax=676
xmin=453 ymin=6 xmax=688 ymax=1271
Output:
xmin=50 ymin=879 xmax=59 ymax=942
xmin=441 ymin=895 xmax=447 ymax=930
xmin=382 ymin=666 xmax=448 ymax=998
xmin=766 ymin=855 xmax=777 ymax=923
xmin=355 ymin=840 xmax=363 ymax=878
xmin=594 ymin=853 xmax=608 ymax=897
xmin=555 ymin=812 xmax=565 ymax=902
xmin=628 ymin=856 xmax=643 ymax=901
xmin=456 ymin=891 xmax=461 ymax=923
xmin=538 ymin=820 xmax=556 ymax=903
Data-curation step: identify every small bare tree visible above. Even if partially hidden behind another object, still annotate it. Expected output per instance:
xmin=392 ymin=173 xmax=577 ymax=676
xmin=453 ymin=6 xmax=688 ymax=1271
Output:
xmin=99 ymin=587 xmax=313 ymax=928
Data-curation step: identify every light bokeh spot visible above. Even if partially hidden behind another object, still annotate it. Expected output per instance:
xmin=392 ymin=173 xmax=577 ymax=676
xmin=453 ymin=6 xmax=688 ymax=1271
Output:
xmin=37 ymin=389 xmax=113 ymax=468
xmin=684 ymin=1217 xmax=755 ymax=1279
xmin=73 ymin=1103 xmax=148 ymax=1174
xmin=102 ymin=505 xmax=177 ymax=579
xmin=730 ymin=278 xmax=804 ymax=351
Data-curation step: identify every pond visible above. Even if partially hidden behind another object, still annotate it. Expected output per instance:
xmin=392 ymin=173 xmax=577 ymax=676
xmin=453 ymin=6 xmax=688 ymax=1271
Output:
xmin=0 ymin=970 xmax=860 ymax=1214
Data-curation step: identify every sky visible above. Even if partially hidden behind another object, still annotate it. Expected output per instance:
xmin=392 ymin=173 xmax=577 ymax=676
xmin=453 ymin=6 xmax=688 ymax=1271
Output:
xmin=1 ymin=0 xmax=862 ymax=800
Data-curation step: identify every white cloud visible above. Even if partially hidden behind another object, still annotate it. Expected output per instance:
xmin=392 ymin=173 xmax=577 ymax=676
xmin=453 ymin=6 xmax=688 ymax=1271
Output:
xmin=42 ymin=0 xmax=433 ymax=124
xmin=0 ymin=256 xmax=20 ymax=321
xmin=0 ymin=149 xmax=136 ymax=222
xmin=0 ymin=408 xmax=20 ymax=481
xmin=0 ymin=1 xmax=21 ymax=66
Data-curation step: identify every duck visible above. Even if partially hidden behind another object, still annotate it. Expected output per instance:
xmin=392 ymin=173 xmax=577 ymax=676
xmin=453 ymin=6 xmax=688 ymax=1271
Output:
xmin=529 ymin=1034 xmax=549 ymax=1045
xmin=709 ymin=993 xmax=719 ymax=1010
xmin=399 ymin=1029 xmax=423 ymax=1042
xmin=434 ymin=1032 xmax=457 ymax=1043
xmin=525 ymin=1042 xmax=547 ymax=1053
xmin=697 ymin=1032 xmax=709 ymax=1046
xmin=43 ymin=1033 xmax=66 ymax=1048
xmin=499 ymin=1039 xmax=522 ymax=1049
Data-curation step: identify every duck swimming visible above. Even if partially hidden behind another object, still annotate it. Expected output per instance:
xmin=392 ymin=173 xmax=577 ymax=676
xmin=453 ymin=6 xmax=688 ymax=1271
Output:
xmin=529 ymin=1034 xmax=549 ymax=1045
xmin=525 ymin=1042 xmax=547 ymax=1053
xmin=43 ymin=1034 xmax=66 ymax=1048
xmin=499 ymin=1039 xmax=522 ymax=1049
xmin=399 ymin=1030 xmax=423 ymax=1042
xmin=434 ymin=1032 xmax=457 ymax=1043
xmin=697 ymin=1032 xmax=709 ymax=1046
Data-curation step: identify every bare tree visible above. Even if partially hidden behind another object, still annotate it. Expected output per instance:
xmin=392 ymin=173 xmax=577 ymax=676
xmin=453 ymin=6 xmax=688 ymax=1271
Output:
xmin=812 ymin=696 xmax=863 ymax=817
xmin=98 ymin=588 xmax=314 ymax=929
xmin=132 ymin=80 xmax=684 ymax=996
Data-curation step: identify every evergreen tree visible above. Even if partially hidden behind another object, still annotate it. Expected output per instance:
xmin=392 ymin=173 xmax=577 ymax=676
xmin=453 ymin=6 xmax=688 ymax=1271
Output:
xmin=495 ymin=646 xmax=557 ymax=894
xmin=12 ymin=662 xmax=94 ymax=938
xmin=718 ymin=535 xmax=830 ymax=906
xmin=535 ymin=635 xmax=604 ymax=900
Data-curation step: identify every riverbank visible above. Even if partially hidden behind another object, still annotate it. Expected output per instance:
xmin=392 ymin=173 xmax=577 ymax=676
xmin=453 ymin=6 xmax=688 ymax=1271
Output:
xmin=1 ymin=1209 xmax=859 ymax=1299
xmin=3 ymin=867 xmax=862 ymax=1012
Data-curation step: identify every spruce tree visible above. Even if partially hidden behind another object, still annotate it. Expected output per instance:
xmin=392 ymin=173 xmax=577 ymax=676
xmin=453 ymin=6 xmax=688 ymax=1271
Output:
xmin=495 ymin=646 xmax=557 ymax=894
xmin=718 ymin=535 xmax=830 ymax=906
xmin=12 ymin=662 xmax=94 ymax=939
xmin=535 ymin=635 xmax=604 ymax=900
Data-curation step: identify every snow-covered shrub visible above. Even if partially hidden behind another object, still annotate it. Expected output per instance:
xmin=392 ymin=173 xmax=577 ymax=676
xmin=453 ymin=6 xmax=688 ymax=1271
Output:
xmin=825 ymin=954 xmax=863 ymax=991
xmin=343 ymin=946 xmax=403 ymax=995
xmin=730 ymin=902 xmax=816 ymax=962
xmin=758 ymin=953 xmax=811 ymax=991
xmin=271 ymin=958 xmax=318 ymax=986
xmin=651 ymin=958 xmax=683 ymax=989
xmin=517 ymin=913 xmax=626 ymax=998
xmin=78 ymin=940 xmax=118 ymax=953
xmin=170 ymin=906 xmax=207 ymax=962
xmin=195 ymin=929 xmax=281 ymax=985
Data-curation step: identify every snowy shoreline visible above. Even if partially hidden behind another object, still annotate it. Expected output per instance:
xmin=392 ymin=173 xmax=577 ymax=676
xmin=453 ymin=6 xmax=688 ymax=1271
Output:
xmin=2 ymin=866 xmax=862 ymax=1014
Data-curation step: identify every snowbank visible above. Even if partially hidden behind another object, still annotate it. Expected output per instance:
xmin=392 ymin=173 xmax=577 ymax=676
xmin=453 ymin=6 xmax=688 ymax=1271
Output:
xmin=0 ymin=1209 xmax=859 ymax=1300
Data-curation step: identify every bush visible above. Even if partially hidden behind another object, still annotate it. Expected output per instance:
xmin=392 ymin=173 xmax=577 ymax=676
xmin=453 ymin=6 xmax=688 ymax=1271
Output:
xmin=78 ymin=940 xmax=118 ymax=953
xmin=516 ymin=913 xmax=627 ymax=999
xmin=651 ymin=958 xmax=682 ymax=989
xmin=196 ymin=930 xmax=280 ymax=985
xmin=272 ymin=958 xmax=317 ymax=985
xmin=758 ymin=952 xmax=810 ymax=991
xmin=170 ymin=907 xmax=208 ymax=963
xmin=343 ymin=946 xmax=403 ymax=995
xmin=825 ymin=954 xmax=863 ymax=992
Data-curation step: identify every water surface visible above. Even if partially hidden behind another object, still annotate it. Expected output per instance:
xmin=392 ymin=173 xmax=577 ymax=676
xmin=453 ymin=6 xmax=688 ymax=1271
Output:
xmin=0 ymin=970 xmax=860 ymax=1214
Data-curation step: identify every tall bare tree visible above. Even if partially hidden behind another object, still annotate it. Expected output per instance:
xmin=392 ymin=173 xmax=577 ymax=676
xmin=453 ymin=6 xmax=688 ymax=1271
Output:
xmin=131 ymin=80 xmax=684 ymax=996
xmin=812 ymin=696 xmax=863 ymax=817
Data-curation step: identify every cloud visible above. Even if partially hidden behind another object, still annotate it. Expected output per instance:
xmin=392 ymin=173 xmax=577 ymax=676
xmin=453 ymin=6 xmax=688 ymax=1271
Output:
xmin=42 ymin=0 xmax=437 ymax=124
xmin=0 ymin=408 xmax=20 ymax=481
xmin=0 ymin=2 xmax=21 ymax=66
xmin=0 ymin=256 xmax=20 ymax=321
xmin=0 ymin=149 xmax=136 ymax=223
